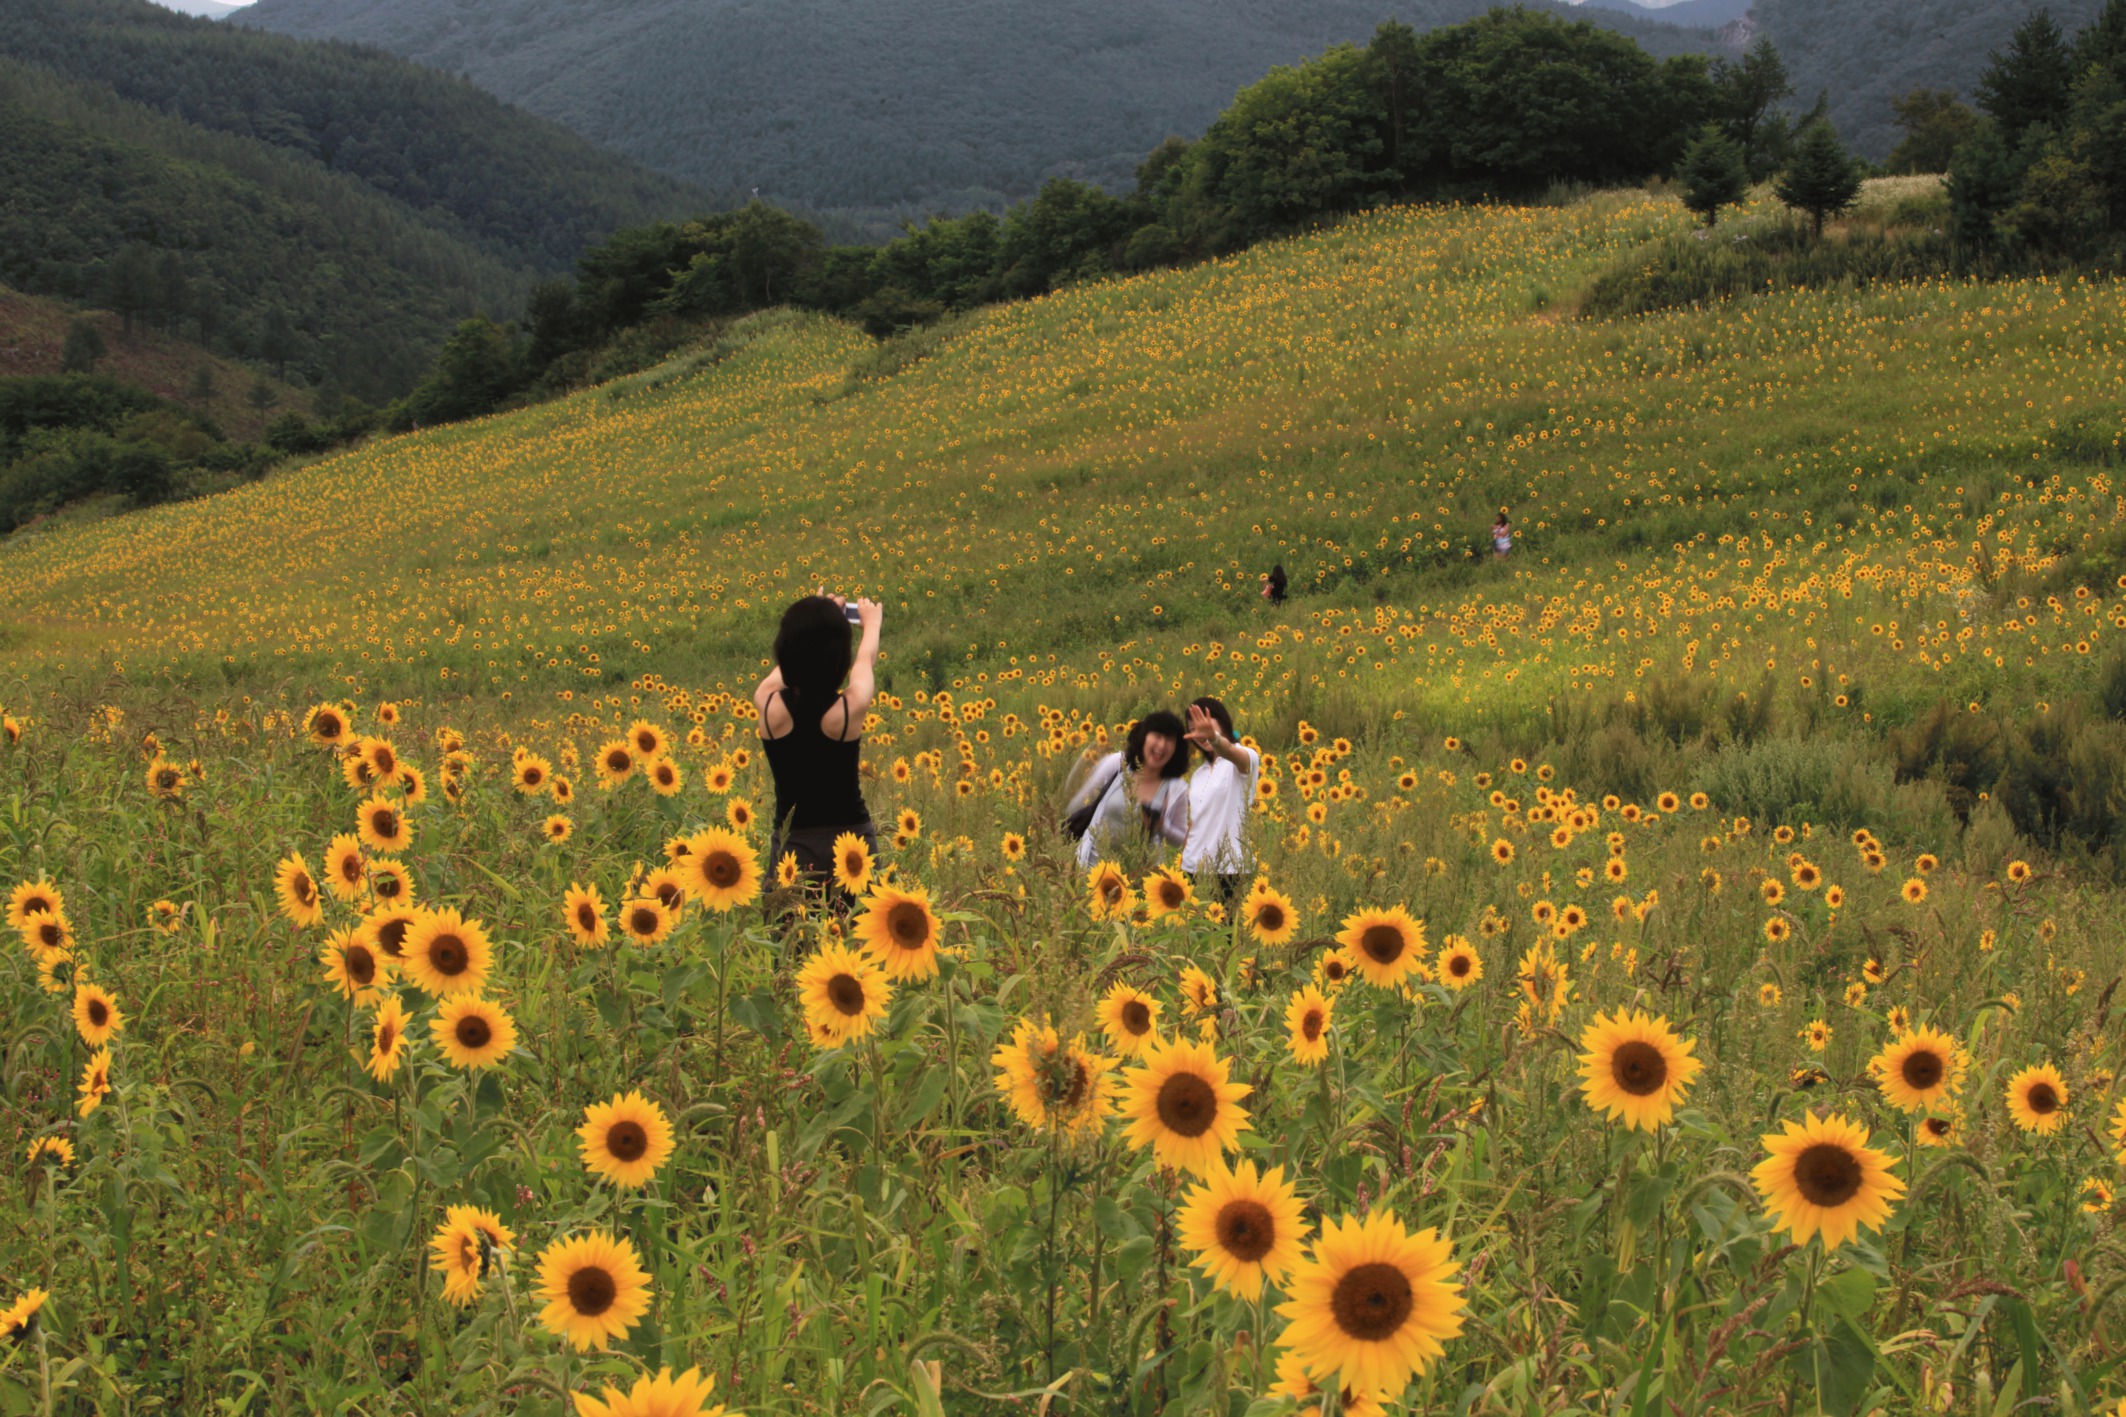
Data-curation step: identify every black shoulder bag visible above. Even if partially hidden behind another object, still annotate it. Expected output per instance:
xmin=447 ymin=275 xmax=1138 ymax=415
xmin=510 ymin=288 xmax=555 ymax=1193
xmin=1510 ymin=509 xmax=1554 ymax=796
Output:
xmin=1064 ymin=760 xmax=1124 ymax=841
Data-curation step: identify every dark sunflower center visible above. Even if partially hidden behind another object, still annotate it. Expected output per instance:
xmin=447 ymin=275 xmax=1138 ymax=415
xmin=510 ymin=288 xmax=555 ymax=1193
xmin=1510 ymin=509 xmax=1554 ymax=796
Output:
xmin=1900 ymin=1050 xmax=1944 ymax=1090
xmin=339 ymin=855 xmax=362 ymax=883
xmin=430 ymin=934 xmax=469 ymax=976
xmin=378 ymin=1023 xmax=397 ymax=1051
xmin=318 ymin=714 xmax=341 ymax=736
xmin=1792 ymin=1142 xmax=1864 ymax=1206
xmin=606 ymin=751 xmax=629 ymax=772
xmin=842 ymin=850 xmax=864 ymax=875
xmin=1154 ymin=1072 xmax=1217 ymax=1137
xmin=524 ymin=767 xmax=544 ymax=784
xmin=376 ymin=875 xmax=404 ymax=901
xmin=1611 ymin=1041 xmax=1668 ymax=1096
xmin=1359 ymin=924 xmax=1403 ymax=964
xmin=704 ymin=852 xmax=741 ymax=889
xmin=1121 ymin=1000 xmax=1152 ymax=1035
xmin=2027 ymin=1082 xmax=2059 ymax=1115
xmin=1215 ymin=1199 xmax=1277 ymax=1262
xmin=1923 ymin=1118 xmax=1951 ymax=1137
xmin=1100 ymin=880 xmax=1123 ymax=905
xmin=156 ymin=768 xmax=178 ymax=789
xmin=293 ymin=875 xmax=315 ymax=905
xmin=577 ymin=904 xmax=598 ymax=932
xmin=1302 ymin=1008 xmax=1324 ymax=1042
xmin=635 ymin=734 xmax=657 ymax=753
xmin=1329 ymin=1261 xmax=1415 ymax=1342
xmin=655 ymin=882 xmax=683 ymax=909
xmin=827 ymin=973 xmax=867 ymax=1016
xmin=1158 ymin=881 xmax=1185 ymax=907
xmin=373 ymin=810 xmax=398 ymax=837
xmin=455 ymin=1015 xmax=492 ymax=1050
xmin=1047 ymin=1059 xmax=1090 ymax=1108
xmin=886 ymin=902 xmax=929 ymax=949
xmin=605 ymin=1120 xmax=649 ymax=1161
xmin=567 ymin=1266 xmax=617 ymax=1317
xmin=1448 ymin=954 xmax=1471 ymax=977
xmin=376 ymin=919 xmax=410 ymax=956
xmin=1256 ymin=904 xmax=1286 ymax=932
xmin=87 ymin=999 xmax=108 ymax=1026
xmin=347 ymin=946 xmax=376 ymax=985
xmin=628 ymin=908 xmax=659 ymax=936
xmin=1325 ymin=959 xmax=1347 ymax=980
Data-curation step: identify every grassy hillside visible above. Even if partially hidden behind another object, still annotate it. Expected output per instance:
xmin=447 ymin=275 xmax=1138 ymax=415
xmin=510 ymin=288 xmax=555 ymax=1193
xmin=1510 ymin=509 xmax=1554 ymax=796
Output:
xmin=6 ymin=191 xmax=2126 ymax=1413
xmin=0 ymin=284 xmax=310 ymax=442
xmin=236 ymin=0 xmax=1729 ymax=216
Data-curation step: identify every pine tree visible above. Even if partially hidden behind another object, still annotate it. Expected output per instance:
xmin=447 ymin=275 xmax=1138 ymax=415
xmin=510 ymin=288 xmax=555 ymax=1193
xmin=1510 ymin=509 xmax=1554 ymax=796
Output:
xmin=1678 ymin=125 xmax=1749 ymax=227
xmin=1775 ymin=121 xmax=1863 ymax=239
xmin=1977 ymin=10 xmax=2076 ymax=143
xmin=60 ymin=319 xmax=107 ymax=374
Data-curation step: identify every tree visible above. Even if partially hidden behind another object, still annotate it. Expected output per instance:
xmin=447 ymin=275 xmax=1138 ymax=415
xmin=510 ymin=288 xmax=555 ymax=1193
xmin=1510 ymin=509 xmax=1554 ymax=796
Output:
xmin=103 ymin=244 xmax=158 ymax=335
xmin=1677 ymin=124 xmax=1748 ymax=226
xmin=1977 ymin=10 xmax=2076 ymax=142
xmin=1775 ymin=121 xmax=1864 ymax=238
xmin=398 ymin=316 xmax=521 ymax=427
xmin=152 ymin=251 xmax=190 ymax=335
xmin=1711 ymin=38 xmax=1794 ymax=181
xmin=1887 ymin=90 xmax=1978 ymax=175
xmin=187 ymin=364 xmax=217 ymax=413
xmin=726 ymin=201 xmax=825 ymax=307
xmin=246 ymin=376 xmax=280 ymax=416
xmin=258 ymin=307 xmax=299 ymax=380
xmin=1948 ymin=121 xmax=2026 ymax=254
xmin=61 ymin=319 xmax=107 ymax=375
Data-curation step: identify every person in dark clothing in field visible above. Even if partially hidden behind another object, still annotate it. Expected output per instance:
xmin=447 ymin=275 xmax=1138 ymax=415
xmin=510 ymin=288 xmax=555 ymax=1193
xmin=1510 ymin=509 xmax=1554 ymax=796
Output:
xmin=1261 ymin=564 xmax=1288 ymax=604
xmin=754 ymin=592 xmax=881 ymax=900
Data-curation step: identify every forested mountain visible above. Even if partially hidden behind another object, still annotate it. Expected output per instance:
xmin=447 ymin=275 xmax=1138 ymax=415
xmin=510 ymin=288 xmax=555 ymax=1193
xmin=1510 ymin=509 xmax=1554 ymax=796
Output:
xmin=1581 ymin=0 xmax=1752 ymax=27
xmin=236 ymin=0 xmax=1731 ymax=216
xmin=0 ymin=0 xmax=717 ymax=398
xmin=1754 ymin=0 xmax=2106 ymax=159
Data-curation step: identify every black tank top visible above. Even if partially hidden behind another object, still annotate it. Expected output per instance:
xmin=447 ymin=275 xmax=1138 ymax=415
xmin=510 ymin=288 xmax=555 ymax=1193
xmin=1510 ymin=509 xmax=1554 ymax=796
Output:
xmin=762 ymin=689 xmax=870 ymax=832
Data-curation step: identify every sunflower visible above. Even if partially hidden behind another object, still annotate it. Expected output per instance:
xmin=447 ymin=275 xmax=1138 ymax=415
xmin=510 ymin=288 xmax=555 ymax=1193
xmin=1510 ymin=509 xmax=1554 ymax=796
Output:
xmin=512 ymin=753 xmax=553 ymax=795
xmin=617 ymin=895 xmax=674 ymax=948
xmin=797 ymin=943 xmax=892 ymax=1045
xmin=1436 ymin=938 xmax=1482 ymax=990
xmin=72 ymin=982 xmax=124 ymax=1047
xmin=362 ymin=858 xmax=411 ymax=908
xmin=535 ymin=1231 xmax=652 ymax=1351
xmin=1269 ymin=1350 xmax=1386 ymax=1417
xmin=274 ymin=852 xmax=325 ymax=929
xmin=364 ymin=995 xmax=412 ymax=1081
xmin=77 ymin=1047 xmax=113 ymax=1117
xmin=433 ymin=995 xmax=517 ymax=1069
xmin=831 ymin=832 xmax=875 ymax=895
xmin=1179 ymin=963 xmax=1220 ymax=1014
xmin=1245 ymin=886 xmax=1301 ymax=947
xmin=1285 ymin=986 xmax=1334 ymax=1067
xmin=578 ymin=1090 xmax=676 ymax=1188
xmin=6 ymin=878 xmax=62 ymax=935
xmin=628 ymin=720 xmax=670 ymax=759
xmin=1276 ymin=1210 xmax=1465 ymax=1394
xmin=1801 ymin=1019 xmax=1831 ymax=1052
xmin=353 ymin=796 xmax=410 ymax=855
xmin=726 ymin=797 xmax=756 ymax=832
xmin=1313 ymin=948 xmax=1357 ymax=991
xmin=1118 ymin=1036 xmax=1252 ymax=1177
xmin=1001 ymin=832 xmax=1027 ymax=862
xmin=2005 ymin=1063 xmax=2069 ymax=1134
xmin=1917 ymin=1113 xmax=1959 ymax=1148
xmin=1751 ymin=1112 xmax=1905 ymax=1249
xmin=1 ymin=1288 xmax=49 ymax=1341
xmin=1144 ymin=867 xmax=1194 ymax=919
xmin=989 ymin=1019 xmax=1117 ymax=1136
xmin=574 ymin=1368 xmax=733 ymax=1417
xmin=1086 ymin=862 xmax=1135 ymax=921
xmin=702 ymin=761 xmax=735 ymax=794
xmin=543 ymin=814 xmax=574 ymax=844
xmin=358 ymin=737 xmax=402 ymax=784
xmin=1490 ymin=839 xmax=1515 ymax=865
xmin=647 ymin=757 xmax=684 ymax=796
xmin=897 ymin=808 xmax=922 ymax=839
xmin=1177 ymin=1160 xmax=1310 ymax=1299
xmin=775 ymin=852 xmax=801 ymax=889
xmin=1576 ymin=1010 xmax=1702 ymax=1131
xmin=679 ymin=828 xmax=762 ymax=912
xmin=594 ymin=740 xmax=637 ymax=788
xmin=551 ymin=776 xmax=575 ymax=805
xmin=2112 ymin=1097 xmax=2126 ymax=1161
xmin=25 ymin=1136 xmax=74 ymax=1169
xmin=320 ymin=928 xmax=390 ymax=1002
xmin=856 ymin=884 xmax=941 ymax=980
xmin=304 ymin=702 xmax=353 ymax=747
xmin=402 ymin=909 xmax=493 ymax=996
xmin=429 ymin=1204 xmax=515 ymax=1307
xmin=564 ymin=883 xmax=609 ymax=947
xmin=144 ymin=756 xmax=186 ymax=800
xmin=1335 ymin=906 xmax=1426 ymax=989
xmin=642 ymin=866 xmax=691 ymax=917
xmin=317 ymin=833 xmax=366 ymax=902
xmin=359 ymin=906 xmax=421 ymax=964
xmin=1096 ymin=981 xmax=1162 ymax=1057
xmin=1868 ymin=1028 xmax=1965 ymax=1112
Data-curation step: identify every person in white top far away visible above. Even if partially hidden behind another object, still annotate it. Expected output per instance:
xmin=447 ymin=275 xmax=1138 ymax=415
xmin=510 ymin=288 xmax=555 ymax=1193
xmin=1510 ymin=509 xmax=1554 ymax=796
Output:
xmin=1181 ymin=696 xmax=1260 ymax=903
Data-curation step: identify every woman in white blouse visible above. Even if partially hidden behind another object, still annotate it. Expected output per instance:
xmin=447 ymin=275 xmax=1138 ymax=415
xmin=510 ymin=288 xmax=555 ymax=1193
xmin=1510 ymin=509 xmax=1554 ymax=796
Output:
xmin=1182 ymin=697 xmax=1259 ymax=901
xmin=1071 ymin=711 xmax=1191 ymax=868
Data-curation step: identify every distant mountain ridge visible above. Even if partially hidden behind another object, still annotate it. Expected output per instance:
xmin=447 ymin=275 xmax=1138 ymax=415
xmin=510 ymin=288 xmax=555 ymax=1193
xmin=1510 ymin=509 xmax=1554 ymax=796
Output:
xmin=1579 ymin=0 xmax=1753 ymax=28
xmin=236 ymin=0 xmax=1734 ymax=216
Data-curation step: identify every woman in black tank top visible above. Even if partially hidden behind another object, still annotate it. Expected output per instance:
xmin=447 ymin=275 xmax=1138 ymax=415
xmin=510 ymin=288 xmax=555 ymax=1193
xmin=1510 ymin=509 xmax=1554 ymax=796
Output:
xmin=754 ymin=592 xmax=882 ymax=901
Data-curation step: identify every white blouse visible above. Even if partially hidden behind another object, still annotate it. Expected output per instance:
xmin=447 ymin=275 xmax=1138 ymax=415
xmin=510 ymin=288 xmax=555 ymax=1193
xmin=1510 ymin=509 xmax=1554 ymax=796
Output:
xmin=1073 ymin=751 xmax=1190 ymax=867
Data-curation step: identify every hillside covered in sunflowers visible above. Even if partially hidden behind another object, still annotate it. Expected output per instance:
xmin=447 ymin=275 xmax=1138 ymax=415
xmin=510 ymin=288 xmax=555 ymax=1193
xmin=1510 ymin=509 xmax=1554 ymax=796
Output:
xmin=5 ymin=178 xmax=2126 ymax=1416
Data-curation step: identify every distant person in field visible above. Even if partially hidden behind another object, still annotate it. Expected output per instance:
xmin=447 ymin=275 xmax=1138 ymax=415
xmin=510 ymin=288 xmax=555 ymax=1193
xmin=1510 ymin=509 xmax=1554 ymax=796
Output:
xmin=1261 ymin=564 xmax=1288 ymax=604
xmin=1491 ymin=509 xmax=1513 ymax=559
xmin=1182 ymin=697 xmax=1259 ymax=902
xmin=1069 ymin=711 xmax=1191 ymax=868
xmin=755 ymin=592 xmax=881 ymax=897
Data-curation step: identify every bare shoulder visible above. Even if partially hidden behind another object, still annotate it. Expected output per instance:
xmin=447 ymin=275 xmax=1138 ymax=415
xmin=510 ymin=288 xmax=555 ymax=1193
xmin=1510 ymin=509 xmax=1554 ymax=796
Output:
xmin=756 ymin=689 xmax=793 ymax=739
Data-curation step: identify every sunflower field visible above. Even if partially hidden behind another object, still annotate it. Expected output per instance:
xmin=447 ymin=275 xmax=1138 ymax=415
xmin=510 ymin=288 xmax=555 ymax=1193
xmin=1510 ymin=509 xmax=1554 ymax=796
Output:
xmin=5 ymin=182 xmax=2126 ymax=1415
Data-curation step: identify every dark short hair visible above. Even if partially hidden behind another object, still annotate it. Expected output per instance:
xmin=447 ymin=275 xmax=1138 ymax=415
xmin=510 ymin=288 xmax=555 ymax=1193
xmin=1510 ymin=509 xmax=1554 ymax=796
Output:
xmin=1125 ymin=710 xmax=1189 ymax=778
xmin=774 ymin=595 xmax=852 ymax=704
xmin=1190 ymin=695 xmax=1235 ymax=747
